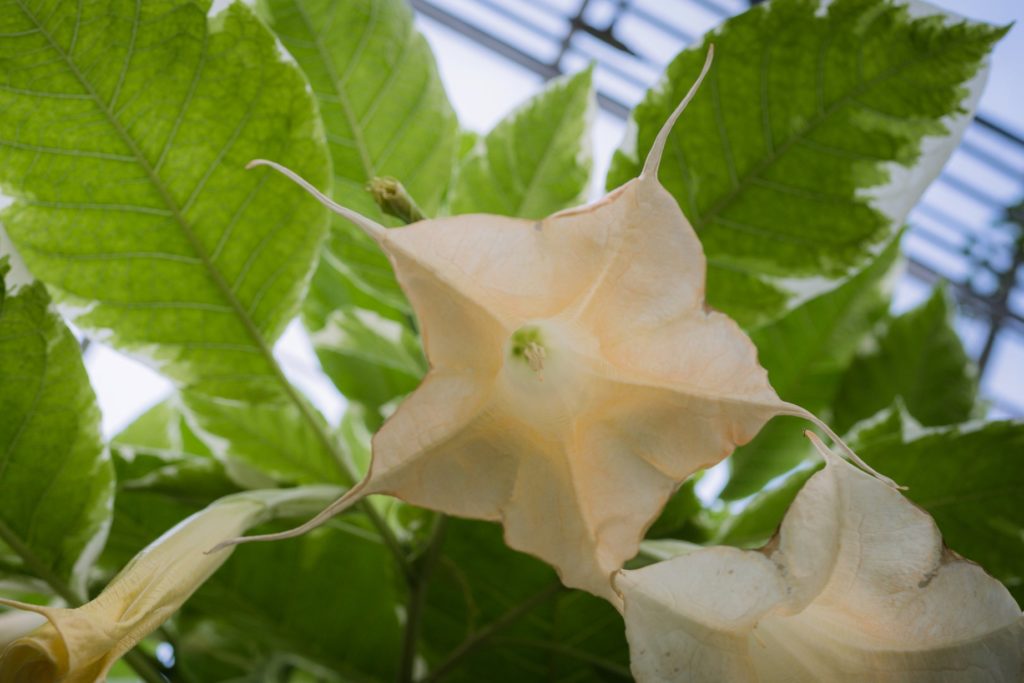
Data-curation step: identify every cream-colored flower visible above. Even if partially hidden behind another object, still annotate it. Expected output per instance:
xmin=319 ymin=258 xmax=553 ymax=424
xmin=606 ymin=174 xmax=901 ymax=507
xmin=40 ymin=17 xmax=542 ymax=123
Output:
xmin=230 ymin=48 xmax=891 ymax=602
xmin=615 ymin=432 xmax=1024 ymax=682
xmin=0 ymin=487 xmax=336 ymax=682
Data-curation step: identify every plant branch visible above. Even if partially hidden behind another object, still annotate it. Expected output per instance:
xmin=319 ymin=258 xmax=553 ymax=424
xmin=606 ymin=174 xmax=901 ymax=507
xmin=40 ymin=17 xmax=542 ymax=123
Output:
xmin=397 ymin=515 xmax=446 ymax=683
xmin=422 ymin=581 xmax=563 ymax=682
xmin=0 ymin=521 xmax=167 ymax=683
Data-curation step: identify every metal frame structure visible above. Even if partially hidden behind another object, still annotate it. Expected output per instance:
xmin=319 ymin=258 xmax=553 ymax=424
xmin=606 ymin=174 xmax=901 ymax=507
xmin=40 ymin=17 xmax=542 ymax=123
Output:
xmin=412 ymin=0 xmax=1024 ymax=414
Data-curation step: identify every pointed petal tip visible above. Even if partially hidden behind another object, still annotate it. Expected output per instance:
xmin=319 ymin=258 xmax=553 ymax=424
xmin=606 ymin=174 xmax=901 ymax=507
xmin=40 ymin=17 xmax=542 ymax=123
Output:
xmin=244 ymin=158 xmax=387 ymax=241
xmin=203 ymin=484 xmax=371 ymax=552
xmin=640 ymin=44 xmax=715 ymax=180
xmin=0 ymin=598 xmax=52 ymax=618
xmin=203 ymin=539 xmax=239 ymax=555
xmin=798 ymin=419 xmax=905 ymax=490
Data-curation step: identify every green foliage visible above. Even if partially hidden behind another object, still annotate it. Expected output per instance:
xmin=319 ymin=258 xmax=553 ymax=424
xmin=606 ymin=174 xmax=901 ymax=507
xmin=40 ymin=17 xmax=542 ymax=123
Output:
xmin=255 ymin=0 xmax=456 ymax=306
xmin=103 ymin=405 xmax=402 ymax=680
xmin=720 ymin=235 xmax=900 ymax=501
xmin=256 ymin=0 xmax=459 ymax=417
xmin=713 ymin=281 xmax=981 ymax=545
xmin=0 ymin=271 xmax=113 ymax=593
xmin=421 ymin=520 xmax=630 ymax=681
xmin=450 ymin=68 xmax=594 ymax=218
xmin=608 ymin=0 xmax=1004 ymax=327
xmin=715 ymin=465 xmax=820 ymax=548
xmin=0 ymin=0 xmax=330 ymax=399
xmin=183 ymin=390 xmax=345 ymax=486
xmin=751 ymin=234 xmax=902 ymax=412
xmin=257 ymin=0 xmax=458 ymax=221
xmin=312 ymin=307 xmax=427 ymax=421
xmin=832 ymin=286 xmax=978 ymax=432
xmin=0 ymin=0 xmax=1016 ymax=680
xmin=101 ymin=400 xmax=239 ymax=572
xmin=645 ymin=480 xmax=703 ymax=540
xmin=191 ymin=521 xmax=405 ymax=681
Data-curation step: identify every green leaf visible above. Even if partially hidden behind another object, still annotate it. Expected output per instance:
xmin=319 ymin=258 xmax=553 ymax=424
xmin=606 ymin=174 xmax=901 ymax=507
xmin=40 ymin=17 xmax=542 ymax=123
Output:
xmin=0 ymin=273 xmax=113 ymax=593
xmin=112 ymin=397 xmax=213 ymax=457
xmin=337 ymin=403 xmax=374 ymax=477
xmin=311 ymin=306 xmax=426 ymax=418
xmin=258 ymin=0 xmax=458 ymax=327
xmin=645 ymin=479 xmax=702 ymax=540
xmin=719 ymin=235 xmax=899 ymax=501
xmin=458 ymin=129 xmax=481 ymax=161
xmin=102 ymin=456 xmax=402 ymax=682
xmin=714 ymin=464 xmax=820 ymax=548
xmin=110 ymin=399 xmax=240 ymax=505
xmin=607 ymin=0 xmax=1003 ymax=327
xmin=101 ymin=404 xmax=239 ymax=574
xmin=845 ymin=400 xmax=910 ymax=451
xmin=858 ymin=420 xmax=1024 ymax=602
xmin=0 ymin=1 xmax=330 ymax=399
xmin=832 ymin=286 xmax=978 ymax=433
xmin=718 ymin=416 xmax=812 ymax=502
xmin=449 ymin=68 xmax=594 ymax=218
xmin=190 ymin=519 xmax=404 ymax=682
xmin=751 ymin=233 xmax=901 ymax=411
xmin=182 ymin=389 xmax=344 ymax=487
xmin=422 ymin=520 xmax=630 ymax=682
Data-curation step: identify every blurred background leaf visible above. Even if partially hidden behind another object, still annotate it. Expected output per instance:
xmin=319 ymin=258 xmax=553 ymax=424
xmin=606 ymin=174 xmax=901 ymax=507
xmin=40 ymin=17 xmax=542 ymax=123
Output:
xmin=0 ymin=272 xmax=113 ymax=597
xmin=449 ymin=68 xmax=594 ymax=218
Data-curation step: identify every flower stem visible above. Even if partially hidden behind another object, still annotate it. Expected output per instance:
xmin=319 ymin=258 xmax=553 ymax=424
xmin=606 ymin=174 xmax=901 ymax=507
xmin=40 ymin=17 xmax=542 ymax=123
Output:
xmin=397 ymin=515 xmax=446 ymax=683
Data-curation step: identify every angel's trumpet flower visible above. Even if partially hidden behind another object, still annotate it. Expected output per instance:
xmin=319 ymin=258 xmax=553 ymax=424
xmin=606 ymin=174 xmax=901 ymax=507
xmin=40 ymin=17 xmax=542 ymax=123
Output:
xmin=224 ymin=46 xmax=893 ymax=603
xmin=0 ymin=487 xmax=336 ymax=682
xmin=615 ymin=433 xmax=1024 ymax=682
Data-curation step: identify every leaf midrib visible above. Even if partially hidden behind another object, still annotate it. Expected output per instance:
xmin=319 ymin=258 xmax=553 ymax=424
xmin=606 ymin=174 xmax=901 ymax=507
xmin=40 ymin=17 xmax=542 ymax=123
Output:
xmin=695 ymin=34 xmax=969 ymax=231
xmin=15 ymin=2 xmax=414 ymax=580
xmin=14 ymin=0 xmax=278 ymax=373
xmin=12 ymin=0 xmax=341 ymax=472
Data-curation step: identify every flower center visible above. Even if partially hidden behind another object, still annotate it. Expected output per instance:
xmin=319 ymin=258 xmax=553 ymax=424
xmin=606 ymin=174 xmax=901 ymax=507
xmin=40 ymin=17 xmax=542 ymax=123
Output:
xmin=509 ymin=325 xmax=547 ymax=374
xmin=501 ymin=321 xmax=600 ymax=430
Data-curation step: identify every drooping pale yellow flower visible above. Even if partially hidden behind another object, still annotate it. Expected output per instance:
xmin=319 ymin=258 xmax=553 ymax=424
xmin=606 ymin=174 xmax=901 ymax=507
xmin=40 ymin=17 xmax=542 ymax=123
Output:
xmin=615 ymin=433 xmax=1024 ymax=682
xmin=229 ymin=48 xmax=892 ymax=602
xmin=0 ymin=488 xmax=336 ymax=682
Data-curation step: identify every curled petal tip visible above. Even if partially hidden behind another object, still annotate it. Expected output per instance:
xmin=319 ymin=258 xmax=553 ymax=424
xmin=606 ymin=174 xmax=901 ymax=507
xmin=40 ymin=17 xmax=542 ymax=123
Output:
xmin=785 ymin=403 xmax=902 ymax=490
